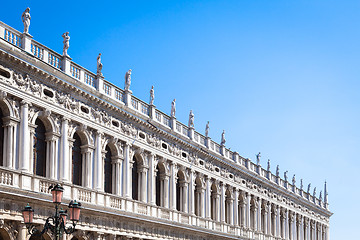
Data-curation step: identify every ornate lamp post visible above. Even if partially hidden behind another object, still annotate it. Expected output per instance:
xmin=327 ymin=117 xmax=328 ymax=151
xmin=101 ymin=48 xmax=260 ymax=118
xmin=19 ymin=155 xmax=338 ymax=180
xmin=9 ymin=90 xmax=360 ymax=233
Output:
xmin=22 ymin=184 xmax=82 ymax=240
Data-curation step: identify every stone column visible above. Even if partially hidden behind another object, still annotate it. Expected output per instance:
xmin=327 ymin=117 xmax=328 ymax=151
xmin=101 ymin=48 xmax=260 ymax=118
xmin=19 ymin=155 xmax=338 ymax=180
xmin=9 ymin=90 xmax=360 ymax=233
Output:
xmin=148 ymin=153 xmax=156 ymax=204
xmin=60 ymin=118 xmax=70 ymax=182
xmin=246 ymin=193 xmax=251 ymax=229
xmin=17 ymin=223 xmax=27 ymax=240
xmin=140 ymin=165 xmax=148 ymax=202
xmin=257 ymin=198 xmax=262 ymax=232
xmin=46 ymin=134 xmax=59 ymax=179
xmin=215 ymin=192 xmax=221 ymax=221
xmin=228 ymin=191 xmax=234 ymax=225
xmin=304 ymin=218 xmax=309 ymax=240
xmin=112 ymin=156 xmax=122 ymax=195
xmin=81 ymin=146 xmax=93 ymax=188
xmin=189 ymin=170 xmax=196 ymax=215
xmin=28 ymin=126 xmax=35 ymax=173
xmin=220 ymin=183 xmax=226 ymax=222
xmin=268 ymin=203 xmax=272 ymax=235
xmin=19 ymin=101 xmax=30 ymax=172
xmin=169 ymin=163 xmax=178 ymax=209
xmin=163 ymin=174 xmax=170 ymax=208
xmin=285 ymin=210 xmax=289 ymax=240
xmin=3 ymin=120 xmax=17 ymax=169
xmin=123 ymin=142 xmax=131 ymax=198
xmin=94 ymin=131 xmax=104 ymax=191
xmin=182 ymin=180 xmax=189 ymax=213
xmin=233 ymin=189 xmax=239 ymax=226
xmin=240 ymin=200 xmax=246 ymax=228
xmin=263 ymin=202 xmax=268 ymax=234
xmin=205 ymin=176 xmax=211 ymax=219
xmin=252 ymin=197 xmax=258 ymax=230
xmin=296 ymin=215 xmax=301 ymax=240
xmin=276 ymin=206 xmax=281 ymax=238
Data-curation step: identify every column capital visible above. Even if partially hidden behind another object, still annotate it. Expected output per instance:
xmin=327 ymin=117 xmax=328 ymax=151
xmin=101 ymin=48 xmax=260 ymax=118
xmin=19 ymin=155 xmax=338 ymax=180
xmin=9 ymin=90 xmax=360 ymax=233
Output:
xmin=20 ymin=100 xmax=30 ymax=106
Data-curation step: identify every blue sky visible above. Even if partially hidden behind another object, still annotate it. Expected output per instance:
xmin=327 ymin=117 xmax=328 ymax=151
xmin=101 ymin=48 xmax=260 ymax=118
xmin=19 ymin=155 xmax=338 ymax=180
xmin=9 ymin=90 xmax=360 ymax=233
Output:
xmin=3 ymin=1 xmax=359 ymax=238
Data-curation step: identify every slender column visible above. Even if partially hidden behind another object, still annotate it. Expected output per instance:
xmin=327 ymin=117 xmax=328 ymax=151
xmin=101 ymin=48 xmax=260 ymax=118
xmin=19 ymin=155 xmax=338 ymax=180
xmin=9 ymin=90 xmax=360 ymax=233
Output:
xmin=183 ymin=181 xmax=189 ymax=213
xmin=263 ymin=202 xmax=268 ymax=234
xmin=297 ymin=215 xmax=301 ymax=240
xmin=4 ymin=121 xmax=16 ymax=169
xmin=305 ymin=218 xmax=309 ymax=240
xmin=229 ymin=194 xmax=234 ymax=225
xmin=289 ymin=212 xmax=294 ymax=240
xmin=169 ymin=163 xmax=178 ymax=209
xmin=215 ymin=192 xmax=221 ymax=221
xmin=111 ymin=157 xmax=121 ymax=195
xmin=277 ymin=206 xmax=281 ymax=237
xmin=60 ymin=118 xmax=70 ymax=182
xmin=19 ymin=101 xmax=30 ymax=172
xmin=139 ymin=166 xmax=148 ymax=202
xmin=281 ymin=211 xmax=286 ymax=238
xmin=257 ymin=198 xmax=262 ymax=232
xmin=94 ymin=132 xmax=104 ymax=190
xmin=205 ymin=177 xmax=211 ymax=218
xmin=17 ymin=224 xmax=27 ymax=240
xmin=253 ymin=197 xmax=258 ymax=230
xmin=148 ymin=153 xmax=156 ymax=204
xmin=268 ymin=203 xmax=272 ymax=235
xmin=29 ymin=126 xmax=35 ymax=173
xmin=220 ymin=183 xmax=226 ymax=222
xmin=233 ymin=189 xmax=239 ymax=225
xmin=285 ymin=210 xmax=289 ymax=239
xmin=199 ymin=187 xmax=206 ymax=217
xmin=122 ymin=142 xmax=131 ymax=198
xmin=245 ymin=193 xmax=251 ymax=229
xmin=163 ymin=174 xmax=169 ymax=208
xmin=189 ymin=170 xmax=196 ymax=215
xmin=46 ymin=135 xmax=58 ymax=179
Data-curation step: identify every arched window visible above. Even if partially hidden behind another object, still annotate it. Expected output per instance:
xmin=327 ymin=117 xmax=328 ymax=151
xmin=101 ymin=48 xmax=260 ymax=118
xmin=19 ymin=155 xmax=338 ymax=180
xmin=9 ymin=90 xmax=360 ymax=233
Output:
xmin=225 ymin=189 xmax=232 ymax=224
xmin=33 ymin=118 xmax=46 ymax=177
xmin=0 ymin=109 xmax=3 ymax=167
xmin=104 ymin=145 xmax=112 ymax=194
xmin=132 ymin=157 xmax=139 ymax=200
xmin=250 ymin=197 xmax=256 ymax=230
xmin=194 ymin=177 xmax=203 ymax=217
xmin=238 ymin=193 xmax=245 ymax=227
xmin=155 ymin=165 xmax=161 ymax=206
xmin=72 ymin=133 xmax=82 ymax=186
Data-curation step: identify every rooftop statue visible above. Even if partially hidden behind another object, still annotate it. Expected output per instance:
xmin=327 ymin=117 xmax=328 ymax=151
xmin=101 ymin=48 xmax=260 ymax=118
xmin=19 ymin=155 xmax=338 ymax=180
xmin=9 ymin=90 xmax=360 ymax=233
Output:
xmin=313 ymin=187 xmax=317 ymax=197
xmin=256 ymin=152 xmax=261 ymax=165
xmin=319 ymin=191 xmax=323 ymax=201
xmin=21 ymin=7 xmax=31 ymax=34
xmin=188 ymin=110 xmax=194 ymax=128
xmin=300 ymin=179 xmax=303 ymax=190
xmin=170 ymin=99 xmax=176 ymax=117
xmin=205 ymin=121 xmax=210 ymax=138
xmin=62 ymin=32 xmax=70 ymax=57
xmin=307 ymin=183 xmax=311 ymax=194
xmin=125 ymin=69 xmax=132 ymax=91
xmin=292 ymin=174 xmax=296 ymax=186
xmin=284 ymin=171 xmax=288 ymax=182
xmin=97 ymin=53 xmax=103 ymax=76
xmin=276 ymin=165 xmax=279 ymax=177
xmin=150 ymin=86 xmax=154 ymax=105
xmin=267 ymin=159 xmax=270 ymax=172
xmin=221 ymin=130 xmax=226 ymax=146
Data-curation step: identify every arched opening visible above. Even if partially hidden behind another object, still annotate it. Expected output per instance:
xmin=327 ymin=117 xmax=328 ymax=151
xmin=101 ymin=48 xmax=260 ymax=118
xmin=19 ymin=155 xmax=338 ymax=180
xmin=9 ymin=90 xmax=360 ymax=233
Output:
xmin=104 ymin=145 xmax=113 ymax=194
xmin=33 ymin=118 xmax=47 ymax=177
xmin=271 ymin=206 xmax=276 ymax=235
xmin=250 ymin=197 xmax=256 ymax=230
xmin=238 ymin=193 xmax=245 ymax=227
xmin=131 ymin=156 xmax=139 ymax=200
xmin=72 ymin=132 xmax=82 ymax=186
xmin=176 ymin=171 xmax=181 ymax=211
xmin=176 ymin=170 xmax=187 ymax=212
xmin=261 ymin=202 xmax=266 ymax=233
xmin=0 ymin=228 xmax=11 ymax=240
xmin=210 ymin=182 xmax=218 ymax=221
xmin=155 ymin=165 xmax=161 ymax=206
xmin=0 ymin=108 xmax=3 ymax=167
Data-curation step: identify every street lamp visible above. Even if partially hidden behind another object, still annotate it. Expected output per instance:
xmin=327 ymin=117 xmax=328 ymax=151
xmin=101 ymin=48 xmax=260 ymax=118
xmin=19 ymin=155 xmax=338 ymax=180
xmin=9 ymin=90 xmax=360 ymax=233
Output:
xmin=22 ymin=184 xmax=82 ymax=240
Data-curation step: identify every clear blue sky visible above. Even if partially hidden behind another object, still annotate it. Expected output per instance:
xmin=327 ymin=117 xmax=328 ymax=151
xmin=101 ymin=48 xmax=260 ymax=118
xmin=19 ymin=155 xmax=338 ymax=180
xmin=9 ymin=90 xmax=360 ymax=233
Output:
xmin=2 ymin=1 xmax=358 ymax=238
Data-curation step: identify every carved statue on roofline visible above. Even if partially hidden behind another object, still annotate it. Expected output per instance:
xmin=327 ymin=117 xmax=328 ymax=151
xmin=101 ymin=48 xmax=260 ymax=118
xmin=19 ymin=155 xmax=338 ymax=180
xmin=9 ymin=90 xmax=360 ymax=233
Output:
xmin=22 ymin=7 xmax=31 ymax=34
xmin=125 ymin=69 xmax=132 ymax=90
xmin=62 ymin=32 xmax=70 ymax=57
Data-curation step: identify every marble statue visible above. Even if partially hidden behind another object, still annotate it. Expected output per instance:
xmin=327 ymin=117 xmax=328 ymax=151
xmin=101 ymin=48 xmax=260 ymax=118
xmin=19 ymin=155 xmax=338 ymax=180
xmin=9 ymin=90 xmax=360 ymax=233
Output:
xmin=307 ymin=183 xmax=311 ymax=193
xmin=292 ymin=174 xmax=296 ymax=186
xmin=125 ymin=69 xmax=132 ymax=90
xmin=21 ymin=7 xmax=31 ymax=34
xmin=150 ymin=86 xmax=154 ymax=105
xmin=284 ymin=171 xmax=288 ymax=182
xmin=267 ymin=159 xmax=270 ymax=172
xmin=97 ymin=53 xmax=103 ymax=76
xmin=205 ymin=121 xmax=210 ymax=138
xmin=300 ymin=179 xmax=303 ymax=190
xmin=170 ymin=99 xmax=176 ymax=117
xmin=276 ymin=165 xmax=279 ymax=177
xmin=319 ymin=191 xmax=323 ymax=201
xmin=188 ymin=110 xmax=194 ymax=128
xmin=313 ymin=187 xmax=316 ymax=197
xmin=256 ymin=152 xmax=261 ymax=165
xmin=221 ymin=130 xmax=226 ymax=146
xmin=62 ymin=32 xmax=70 ymax=57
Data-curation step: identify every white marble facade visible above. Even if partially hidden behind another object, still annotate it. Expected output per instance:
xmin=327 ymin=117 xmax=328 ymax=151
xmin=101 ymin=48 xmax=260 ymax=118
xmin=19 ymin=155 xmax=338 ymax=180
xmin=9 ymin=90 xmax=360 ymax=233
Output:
xmin=0 ymin=14 xmax=331 ymax=240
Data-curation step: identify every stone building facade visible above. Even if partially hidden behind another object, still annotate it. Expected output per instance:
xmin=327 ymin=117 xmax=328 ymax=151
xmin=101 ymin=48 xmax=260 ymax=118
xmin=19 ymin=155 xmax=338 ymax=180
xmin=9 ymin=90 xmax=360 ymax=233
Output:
xmin=0 ymin=11 xmax=331 ymax=240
